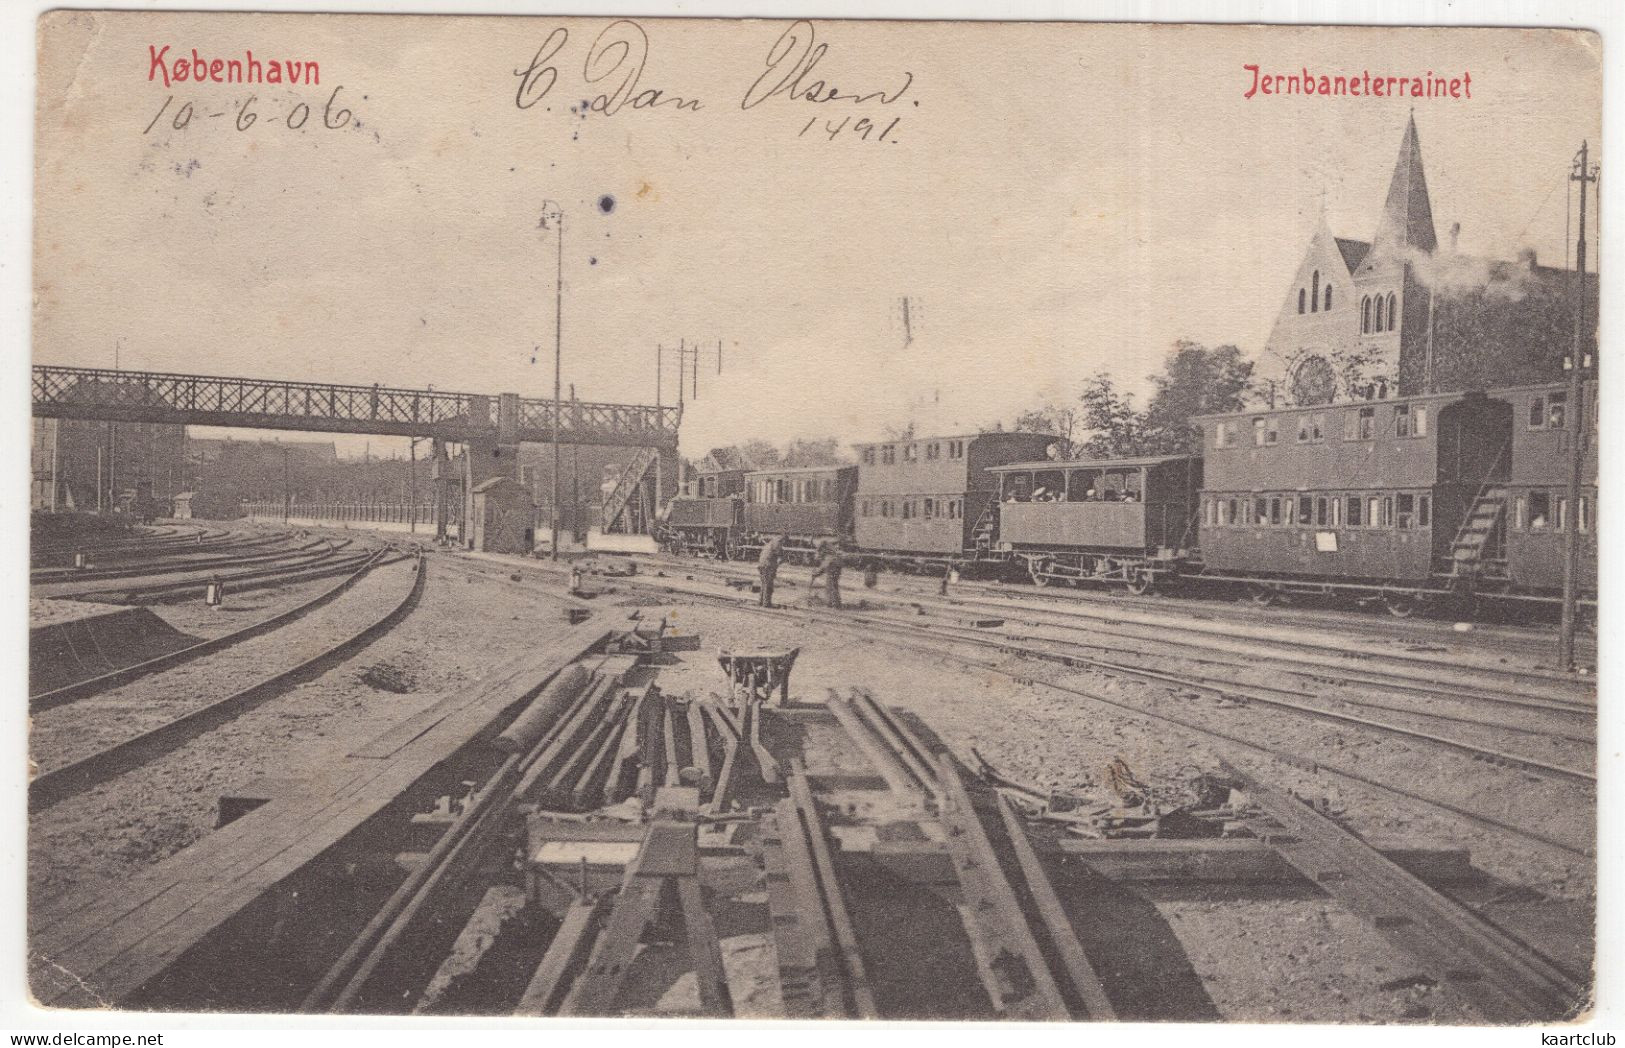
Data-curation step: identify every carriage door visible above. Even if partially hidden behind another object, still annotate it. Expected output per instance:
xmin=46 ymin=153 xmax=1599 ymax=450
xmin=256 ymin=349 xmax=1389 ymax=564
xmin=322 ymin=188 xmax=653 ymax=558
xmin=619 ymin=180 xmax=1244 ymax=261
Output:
xmin=1435 ymin=394 xmax=1513 ymax=562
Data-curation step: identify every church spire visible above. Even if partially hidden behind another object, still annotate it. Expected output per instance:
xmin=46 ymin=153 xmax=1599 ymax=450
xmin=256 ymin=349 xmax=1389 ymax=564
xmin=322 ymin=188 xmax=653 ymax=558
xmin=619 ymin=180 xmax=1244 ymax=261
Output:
xmin=1372 ymin=112 xmax=1438 ymax=257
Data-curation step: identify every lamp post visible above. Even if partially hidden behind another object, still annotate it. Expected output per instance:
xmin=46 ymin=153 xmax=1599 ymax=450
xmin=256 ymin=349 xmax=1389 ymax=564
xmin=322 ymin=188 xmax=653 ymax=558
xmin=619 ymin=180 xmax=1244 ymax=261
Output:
xmin=540 ymin=201 xmax=564 ymax=561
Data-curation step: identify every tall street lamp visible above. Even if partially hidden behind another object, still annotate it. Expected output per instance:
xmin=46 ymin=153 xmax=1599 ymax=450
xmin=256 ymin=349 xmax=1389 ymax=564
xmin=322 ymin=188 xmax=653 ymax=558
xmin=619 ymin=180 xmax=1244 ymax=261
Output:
xmin=540 ymin=201 xmax=564 ymax=561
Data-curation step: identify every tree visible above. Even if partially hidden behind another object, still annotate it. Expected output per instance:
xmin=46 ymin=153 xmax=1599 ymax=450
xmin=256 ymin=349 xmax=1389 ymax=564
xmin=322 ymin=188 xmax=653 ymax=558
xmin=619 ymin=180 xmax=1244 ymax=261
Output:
xmin=1013 ymin=401 xmax=1083 ymax=457
xmin=782 ymin=437 xmax=844 ymax=467
xmin=1139 ymin=341 xmax=1254 ymax=454
xmin=738 ymin=439 xmax=781 ymax=470
xmin=1076 ymin=372 xmax=1144 ymax=458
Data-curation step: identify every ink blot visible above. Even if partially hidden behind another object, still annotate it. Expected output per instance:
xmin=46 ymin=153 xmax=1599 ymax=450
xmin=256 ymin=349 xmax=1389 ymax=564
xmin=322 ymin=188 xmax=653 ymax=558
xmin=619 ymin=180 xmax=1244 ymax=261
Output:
xmin=598 ymin=195 xmax=616 ymax=214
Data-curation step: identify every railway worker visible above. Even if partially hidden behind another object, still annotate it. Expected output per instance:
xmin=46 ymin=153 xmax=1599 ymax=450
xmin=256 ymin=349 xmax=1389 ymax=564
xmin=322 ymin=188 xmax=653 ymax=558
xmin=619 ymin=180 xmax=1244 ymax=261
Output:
xmin=757 ymin=534 xmax=786 ymax=608
xmin=810 ymin=541 xmax=846 ymax=609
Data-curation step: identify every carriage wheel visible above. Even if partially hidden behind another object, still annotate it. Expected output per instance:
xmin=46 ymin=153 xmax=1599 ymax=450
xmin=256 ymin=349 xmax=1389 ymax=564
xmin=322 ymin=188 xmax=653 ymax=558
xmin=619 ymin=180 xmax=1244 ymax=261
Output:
xmin=1382 ymin=588 xmax=1418 ymax=618
xmin=1247 ymin=583 xmax=1278 ymax=607
xmin=1125 ymin=569 xmax=1155 ymax=596
xmin=1029 ymin=558 xmax=1054 ymax=587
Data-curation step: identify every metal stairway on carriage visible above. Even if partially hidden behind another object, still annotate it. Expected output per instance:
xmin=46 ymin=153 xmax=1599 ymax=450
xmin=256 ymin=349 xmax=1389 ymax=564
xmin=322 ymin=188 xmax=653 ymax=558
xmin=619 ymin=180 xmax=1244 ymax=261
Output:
xmin=600 ymin=445 xmax=659 ymax=534
xmin=1447 ymin=482 xmax=1509 ymax=577
xmin=970 ymin=502 xmax=997 ymax=554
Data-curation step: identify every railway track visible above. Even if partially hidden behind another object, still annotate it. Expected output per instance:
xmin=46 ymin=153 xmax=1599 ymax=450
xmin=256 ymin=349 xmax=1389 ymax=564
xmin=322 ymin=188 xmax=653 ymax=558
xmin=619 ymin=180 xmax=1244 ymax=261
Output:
xmin=29 ymin=549 xmax=425 ymax=812
xmin=33 ymin=540 xmax=375 ymax=604
xmin=31 ymin=583 xmax=1586 ymax=1021
xmin=571 ymin=566 xmax=1594 ymax=857
xmin=30 ymin=534 xmax=323 ymax=585
xmin=31 ymin=547 xmax=406 ymax=711
xmin=627 ymin=554 xmax=1593 ymax=706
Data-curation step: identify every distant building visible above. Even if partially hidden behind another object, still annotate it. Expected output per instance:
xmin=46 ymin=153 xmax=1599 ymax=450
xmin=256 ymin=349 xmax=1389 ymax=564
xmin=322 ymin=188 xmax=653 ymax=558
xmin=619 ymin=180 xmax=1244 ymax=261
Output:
xmin=1265 ymin=115 xmax=1597 ymax=404
xmin=32 ymin=416 xmax=187 ymax=512
xmin=691 ymin=447 xmax=757 ymax=498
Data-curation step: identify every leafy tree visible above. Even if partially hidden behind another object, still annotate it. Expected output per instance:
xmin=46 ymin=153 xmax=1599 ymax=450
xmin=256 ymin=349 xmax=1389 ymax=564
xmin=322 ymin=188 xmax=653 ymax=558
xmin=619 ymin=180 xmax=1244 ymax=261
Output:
xmin=1140 ymin=341 xmax=1254 ymax=453
xmin=738 ymin=439 xmax=781 ymax=469
xmin=1075 ymin=372 xmax=1143 ymax=458
xmin=1013 ymin=401 xmax=1083 ymax=457
xmin=782 ymin=437 xmax=845 ymax=467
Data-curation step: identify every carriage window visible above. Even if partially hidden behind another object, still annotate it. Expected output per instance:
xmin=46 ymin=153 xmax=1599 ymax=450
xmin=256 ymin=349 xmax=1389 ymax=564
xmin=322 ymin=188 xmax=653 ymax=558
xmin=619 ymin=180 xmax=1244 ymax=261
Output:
xmin=1529 ymin=492 xmax=1551 ymax=529
xmin=1414 ymin=406 xmax=1428 ymax=436
xmin=1557 ymin=498 xmax=1569 ymax=532
xmin=903 ymin=444 xmax=918 ymax=463
xmin=1331 ymin=497 xmax=1342 ymax=527
xmin=1314 ymin=496 xmax=1328 ymax=526
xmin=1547 ymin=392 xmax=1567 ymax=429
xmin=860 ymin=499 xmax=871 ymax=517
xmin=926 ymin=443 xmax=940 ymax=461
xmin=1515 ymin=495 xmax=1528 ymax=530
xmin=1269 ymin=497 xmax=1282 ymax=525
xmin=1284 ymin=497 xmax=1298 ymax=525
xmin=923 ymin=498 xmax=935 ymax=519
xmin=948 ymin=440 xmax=965 ymax=459
xmin=1255 ymin=497 xmax=1269 ymax=525
xmin=1395 ymin=404 xmax=1413 ymax=437
xmin=1265 ymin=418 xmax=1279 ymax=445
xmin=1397 ymin=493 xmax=1414 ymax=529
xmin=1529 ymin=396 xmax=1545 ymax=428
xmin=1579 ymin=496 xmax=1590 ymax=533
xmin=1346 ymin=496 xmax=1363 ymax=526
xmin=951 ymin=498 xmax=962 ymax=519
xmin=1358 ymin=407 xmax=1376 ymax=440
xmin=1382 ymin=496 xmax=1394 ymax=527
xmin=1253 ymin=418 xmax=1267 ymax=446
xmin=862 ymin=447 xmax=875 ymax=465
xmin=1418 ymin=495 xmax=1430 ymax=527
xmin=1216 ymin=421 xmax=1236 ymax=448
xmin=881 ymin=445 xmax=896 ymax=465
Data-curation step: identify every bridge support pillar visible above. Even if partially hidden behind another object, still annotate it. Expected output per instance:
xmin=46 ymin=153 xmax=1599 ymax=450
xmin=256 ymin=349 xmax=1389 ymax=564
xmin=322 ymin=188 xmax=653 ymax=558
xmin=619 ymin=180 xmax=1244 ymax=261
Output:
xmin=462 ymin=432 xmax=523 ymax=551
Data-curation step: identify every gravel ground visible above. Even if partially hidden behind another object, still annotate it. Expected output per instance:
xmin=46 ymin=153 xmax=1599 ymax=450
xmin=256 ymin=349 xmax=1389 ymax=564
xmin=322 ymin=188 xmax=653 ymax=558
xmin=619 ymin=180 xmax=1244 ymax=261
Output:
xmin=27 ymin=553 xmax=569 ymax=913
xmin=565 ymin=579 xmax=1594 ymax=1024
xmin=27 ymin=531 xmax=1594 ymax=1023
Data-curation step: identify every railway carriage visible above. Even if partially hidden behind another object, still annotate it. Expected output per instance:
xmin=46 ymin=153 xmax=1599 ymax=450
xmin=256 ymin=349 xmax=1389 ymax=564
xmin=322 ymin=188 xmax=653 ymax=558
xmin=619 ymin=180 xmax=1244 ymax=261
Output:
xmin=985 ymin=454 xmax=1203 ymax=591
xmin=1192 ymin=380 xmax=1596 ymax=613
xmin=741 ymin=464 xmax=858 ymax=562
xmin=851 ymin=431 xmax=1056 ymax=570
xmin=1495 ymin=381 xmax=1598 ymax=598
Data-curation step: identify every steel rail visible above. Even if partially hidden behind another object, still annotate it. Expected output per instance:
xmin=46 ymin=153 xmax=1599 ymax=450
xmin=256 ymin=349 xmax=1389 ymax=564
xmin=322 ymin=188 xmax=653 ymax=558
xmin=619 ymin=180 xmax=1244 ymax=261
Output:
xmin=31 ymin=547 xmax=395 ymax=711
xmin=593 ymin=573 xmax=1594 ymax=857
xmin=30 ymin=535 xmax=325 ymax=585
xmin=1226 ymin=762 xmax=1588 ymax=1022
xmin=29 ymin=552 xmax=425 ymax=812
xmin=39 ymin=544 xmax=363 ymax=602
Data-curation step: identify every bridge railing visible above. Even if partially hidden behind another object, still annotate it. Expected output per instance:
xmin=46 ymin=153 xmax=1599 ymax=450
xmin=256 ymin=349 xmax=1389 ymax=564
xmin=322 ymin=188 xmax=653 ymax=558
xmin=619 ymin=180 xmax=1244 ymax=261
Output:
xmin=32 ymin=365 xmax=680 ymax=445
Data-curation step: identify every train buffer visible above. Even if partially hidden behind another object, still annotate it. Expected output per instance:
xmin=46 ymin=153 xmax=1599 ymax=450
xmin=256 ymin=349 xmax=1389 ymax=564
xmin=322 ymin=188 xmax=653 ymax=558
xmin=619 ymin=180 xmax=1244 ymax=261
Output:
xmin=717 ymin=648 xmax=799 ymax=707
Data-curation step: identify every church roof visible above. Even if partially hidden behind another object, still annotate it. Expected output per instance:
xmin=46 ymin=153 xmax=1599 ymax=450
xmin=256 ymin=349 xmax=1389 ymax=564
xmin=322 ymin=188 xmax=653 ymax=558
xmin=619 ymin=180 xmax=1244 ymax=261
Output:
xmin=1371 ymin=113 xmax=1438 ymax=257
xmin=1334 ymin=238 xmax=1371 ymax=273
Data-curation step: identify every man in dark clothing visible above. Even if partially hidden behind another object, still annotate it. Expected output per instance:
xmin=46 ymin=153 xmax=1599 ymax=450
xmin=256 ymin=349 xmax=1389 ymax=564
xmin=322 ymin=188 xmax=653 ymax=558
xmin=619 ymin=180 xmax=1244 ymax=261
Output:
xmin=809 ymin=541 xmax=845 ymax=609
xmin=757 ymin=534 xmax=785 ymax=608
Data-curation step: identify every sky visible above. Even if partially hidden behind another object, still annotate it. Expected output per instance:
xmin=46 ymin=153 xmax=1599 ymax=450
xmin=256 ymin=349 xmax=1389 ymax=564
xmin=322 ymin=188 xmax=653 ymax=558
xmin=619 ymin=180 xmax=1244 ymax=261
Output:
xmin=32 ymin=14 xmax=1602 ymax=460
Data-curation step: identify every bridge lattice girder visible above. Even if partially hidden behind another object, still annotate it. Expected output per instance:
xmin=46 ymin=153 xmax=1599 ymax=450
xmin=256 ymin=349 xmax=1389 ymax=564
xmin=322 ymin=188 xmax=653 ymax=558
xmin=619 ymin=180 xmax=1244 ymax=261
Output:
xmin=31 ymin=365 xmax=680 ymax=449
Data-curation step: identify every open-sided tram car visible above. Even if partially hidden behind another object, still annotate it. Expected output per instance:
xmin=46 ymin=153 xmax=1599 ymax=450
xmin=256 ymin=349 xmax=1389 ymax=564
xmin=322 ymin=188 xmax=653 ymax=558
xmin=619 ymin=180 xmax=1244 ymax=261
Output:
xmin=740 ymin=464 xmax=858 ymax=563
xmin=852 ymin=431 xmax=1056 ymax=571
xmin=1192 ymin=379 xmax=1596 ymax=614
xmin=985 ymin=454 xmax=1203 ymax=592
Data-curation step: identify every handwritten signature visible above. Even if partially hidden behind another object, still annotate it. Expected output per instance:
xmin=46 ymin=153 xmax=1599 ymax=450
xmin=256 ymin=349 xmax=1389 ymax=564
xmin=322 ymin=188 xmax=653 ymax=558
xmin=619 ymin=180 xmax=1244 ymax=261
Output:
xmin=513 ymin=19 xmax=914 ymax=125
xmin=741 ymin=20 xmax=912 ymax=110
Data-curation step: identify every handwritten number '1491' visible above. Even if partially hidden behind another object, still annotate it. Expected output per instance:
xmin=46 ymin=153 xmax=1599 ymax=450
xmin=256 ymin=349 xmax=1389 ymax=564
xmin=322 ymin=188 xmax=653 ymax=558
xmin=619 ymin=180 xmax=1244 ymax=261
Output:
xmin=799 ymin=115 xmax=900 ymax=143
xmin=144 ymin=86 xmax=353 ymax=134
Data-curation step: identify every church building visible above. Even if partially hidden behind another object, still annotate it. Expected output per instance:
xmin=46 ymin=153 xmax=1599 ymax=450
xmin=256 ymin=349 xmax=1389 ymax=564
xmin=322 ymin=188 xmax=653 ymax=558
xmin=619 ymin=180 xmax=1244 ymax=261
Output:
xmin=1264 ymin=115 xmax=1596 ymax=406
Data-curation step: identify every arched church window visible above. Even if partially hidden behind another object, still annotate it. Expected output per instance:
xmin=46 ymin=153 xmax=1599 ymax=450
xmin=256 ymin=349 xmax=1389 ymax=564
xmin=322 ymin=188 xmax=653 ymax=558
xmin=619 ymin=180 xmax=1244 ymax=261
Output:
xmin=1361 ymin=296 xmax=1371 ymax=333
xmin=1298 ymin=288 xmax=1306 ymax=315
xmin=1386 ymin=293 xmax=1397 ymax=332
xmin=1311 ymin=271 xmax=1320 ymax=312
xmin=1324 ymin=285 xmax=1333 ymax=311
xmin=1374 ymin=295 xmax=1385 ymax=333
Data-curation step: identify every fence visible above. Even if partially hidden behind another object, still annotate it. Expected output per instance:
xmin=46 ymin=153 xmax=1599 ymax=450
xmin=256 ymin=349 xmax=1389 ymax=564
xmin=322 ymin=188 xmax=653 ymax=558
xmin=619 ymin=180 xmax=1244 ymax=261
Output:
xmin=244 ymin=500 xmax=454 ymax=528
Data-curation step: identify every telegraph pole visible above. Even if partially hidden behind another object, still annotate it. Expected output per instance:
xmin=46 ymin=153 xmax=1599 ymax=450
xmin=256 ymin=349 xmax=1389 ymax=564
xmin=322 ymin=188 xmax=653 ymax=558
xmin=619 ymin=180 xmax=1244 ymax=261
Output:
xmin=1558 ymin=140 xmax=1597 ymax=671
xmin=541 ymin=202 xmax=565 ymax=562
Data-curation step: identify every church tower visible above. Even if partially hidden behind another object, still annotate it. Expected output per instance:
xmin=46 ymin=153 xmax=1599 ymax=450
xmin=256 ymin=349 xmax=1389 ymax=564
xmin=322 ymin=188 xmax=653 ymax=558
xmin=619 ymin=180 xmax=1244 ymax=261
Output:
xmin=1265 ymin=114 xmax=1438 ymax=403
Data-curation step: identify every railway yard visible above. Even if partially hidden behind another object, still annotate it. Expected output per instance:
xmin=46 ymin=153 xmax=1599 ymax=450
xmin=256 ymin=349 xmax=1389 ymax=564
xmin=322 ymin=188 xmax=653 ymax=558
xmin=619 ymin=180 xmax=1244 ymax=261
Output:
xmin=26 ymin=516 xmax=1598 ymax=1023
